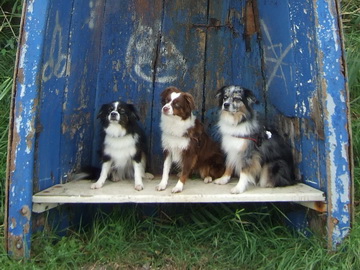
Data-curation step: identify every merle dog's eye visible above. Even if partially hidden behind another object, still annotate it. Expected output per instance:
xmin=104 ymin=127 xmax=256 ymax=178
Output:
xmin=223 ymin=96 xmax=228 ymax=100
xmin=233 ymin=97 xmax=241 ymax=102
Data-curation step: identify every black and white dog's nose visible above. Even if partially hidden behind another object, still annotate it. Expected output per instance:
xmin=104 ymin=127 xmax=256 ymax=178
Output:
xmin=223 ymin=103 xmax=230 ymax=110
xmin=110 ymin=111 xmax=119 ymax=120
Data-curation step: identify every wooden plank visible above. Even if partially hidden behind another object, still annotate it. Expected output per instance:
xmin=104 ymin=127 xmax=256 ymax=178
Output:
xmin=33 ymin=178 xmax=325 ymax=205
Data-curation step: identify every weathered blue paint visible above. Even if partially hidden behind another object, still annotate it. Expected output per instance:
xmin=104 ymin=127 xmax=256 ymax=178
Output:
xmin=314 ymin=0 xmax=352 ymax=248
xmin=203 ymin=0 xmax=264 ymax=132
xmin=7 ymin=0 xmax=50 ymax=258
xmin=7 ymin=0 xmax=352 ymax=257
xmin=257 ymin=1 xmax=297 ymax=117
xmin=34 ymin=0 xmax=74 ymax=192
xmin=59 ymin=0 xmax=105 ymax=180
xmin=257 ymin=1 xmax=326 ymax=191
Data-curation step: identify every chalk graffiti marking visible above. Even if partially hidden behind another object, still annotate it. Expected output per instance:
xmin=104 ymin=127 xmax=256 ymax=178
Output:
xmin=261 ymin=19 xmax=293 ymax=92
xmin=88 ymin=0 xmax=98 ymax=29
xmin=126 ymin=23 xmax=187 ymax=84
xmin=42 ymin=11 xmax=67 ymax=82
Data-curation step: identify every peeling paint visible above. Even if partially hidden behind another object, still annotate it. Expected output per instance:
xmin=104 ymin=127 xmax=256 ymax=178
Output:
xmin=314 ymin=0 xmax=351 ymax=248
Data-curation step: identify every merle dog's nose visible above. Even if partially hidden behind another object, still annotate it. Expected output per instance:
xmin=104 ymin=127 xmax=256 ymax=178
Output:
xmin=223 ymin=103 xmax=230 ymax=109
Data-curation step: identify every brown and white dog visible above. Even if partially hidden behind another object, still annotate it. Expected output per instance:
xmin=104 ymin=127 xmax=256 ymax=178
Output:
xmin=214 ymin=85 xmax=297 ymax=193
xmin=156 ymin=86 xmax=225 ymax=193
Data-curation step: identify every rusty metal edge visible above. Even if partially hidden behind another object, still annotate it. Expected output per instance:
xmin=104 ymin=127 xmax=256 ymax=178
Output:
xmin=4 ymin=0 xmax=28 ymax=256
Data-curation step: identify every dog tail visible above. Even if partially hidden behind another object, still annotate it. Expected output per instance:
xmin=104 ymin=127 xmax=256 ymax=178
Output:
xmin=70 ymin=166 xmax=101 ymax=181
xmin=267 ymin=159 xmax=297 ymax=187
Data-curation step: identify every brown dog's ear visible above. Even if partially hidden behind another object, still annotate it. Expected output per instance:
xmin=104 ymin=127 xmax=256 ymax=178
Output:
xmin=183 ymin=92 xmax=195 ymax=110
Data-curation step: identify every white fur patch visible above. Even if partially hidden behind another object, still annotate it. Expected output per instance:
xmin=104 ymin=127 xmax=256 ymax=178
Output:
xmin=160 ymin=113 xmax=195 ymax=137
xmin=160 ymin=113 xmax=195 ymax=164
xmin=157 ymin=155 xmax=172 ymax=191
xmin=172 ymin=180 xmax=184 ymax=193
xmin=157 ymin=110 xmax=195 ymax=191
xmin=170 ymin=92 xmax=181 ymax=100
xmin=218 ymin=113 xmax=259 ymax=170
xmin=214 ymin=174 xmax=231 ymax=185
xmin=104 ymin=134 xmax=137 ymax=170
xmin=231 ymin=172 xmax=255 ymax=194
xmin=107 ymin=101 xmax=120 ymax=122
xmin=104 ymin=122 xmax=127 ymax=137
xmin=218 ymin=113 xmax=258 ymax=137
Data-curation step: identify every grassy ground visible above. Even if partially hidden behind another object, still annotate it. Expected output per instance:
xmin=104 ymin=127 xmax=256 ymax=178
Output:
xmin=0 ymin=0 xmax=359 ymax=269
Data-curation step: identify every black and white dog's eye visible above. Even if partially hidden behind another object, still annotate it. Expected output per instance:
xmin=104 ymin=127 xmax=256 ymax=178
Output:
xmin=223 ymin=96 xmax=228 ymax=100
xmin=233 ymin=97 xmax=241 ymax=102
xmin=119 ymin=109 xmax=125 ymax=114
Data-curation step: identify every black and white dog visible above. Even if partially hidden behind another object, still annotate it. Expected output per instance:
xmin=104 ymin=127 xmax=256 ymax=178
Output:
xmin=88 ymin=101 xmax=152 ymax=190
xmin=214 ymin=85 xmax=297 ymax=194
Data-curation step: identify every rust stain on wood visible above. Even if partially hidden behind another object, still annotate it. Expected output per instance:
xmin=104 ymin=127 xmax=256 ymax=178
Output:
xmin=310 ymin=94 xmax=325 ymax=140
xmin=244 ymin=0 xmax=260 ymax=51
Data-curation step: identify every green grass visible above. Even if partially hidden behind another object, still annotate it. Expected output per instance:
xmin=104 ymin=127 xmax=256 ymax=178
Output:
xmin=0 ymin=0 xmax=21 ymax=225
xmin=0 ymin=205 xmax=358 ymax=269
xmin=343 ymin=0 xmax=360 ymax=198
xmin=0 ymin=0 xmax=360 ymax=269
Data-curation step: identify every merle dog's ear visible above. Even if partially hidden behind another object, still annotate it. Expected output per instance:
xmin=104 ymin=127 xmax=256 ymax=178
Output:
xmin=97 ymin=104 xmax=108 ymax=119
xmin=215 ymin=86 xmax=227 ymax=98
xmin=126 ymin=103 xmax=140 ymax=121
xmin=243 ymin=88 xmax=258 ymax=105
xmin=215 ymin=86 xmax=227 ymax=107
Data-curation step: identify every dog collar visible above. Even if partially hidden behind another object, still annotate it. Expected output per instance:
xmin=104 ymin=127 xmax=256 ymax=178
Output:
xmin=233 ymin=134 xmax=262 ymax=146
xmin=233 ymin=130 xmax=272 ymax=146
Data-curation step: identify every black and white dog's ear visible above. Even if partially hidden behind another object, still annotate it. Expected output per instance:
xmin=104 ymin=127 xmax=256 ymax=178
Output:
xmin=97 ymin=104 xmax=109 ymax=119
xmin=243 ymin=88 xmax=258 ymax=105
xmin=126 ymin=103 xmax=140 ymax=121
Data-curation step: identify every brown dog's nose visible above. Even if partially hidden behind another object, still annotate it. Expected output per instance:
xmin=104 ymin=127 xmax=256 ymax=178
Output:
xmin=162 ymin=106 xmax=170 ymax=113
